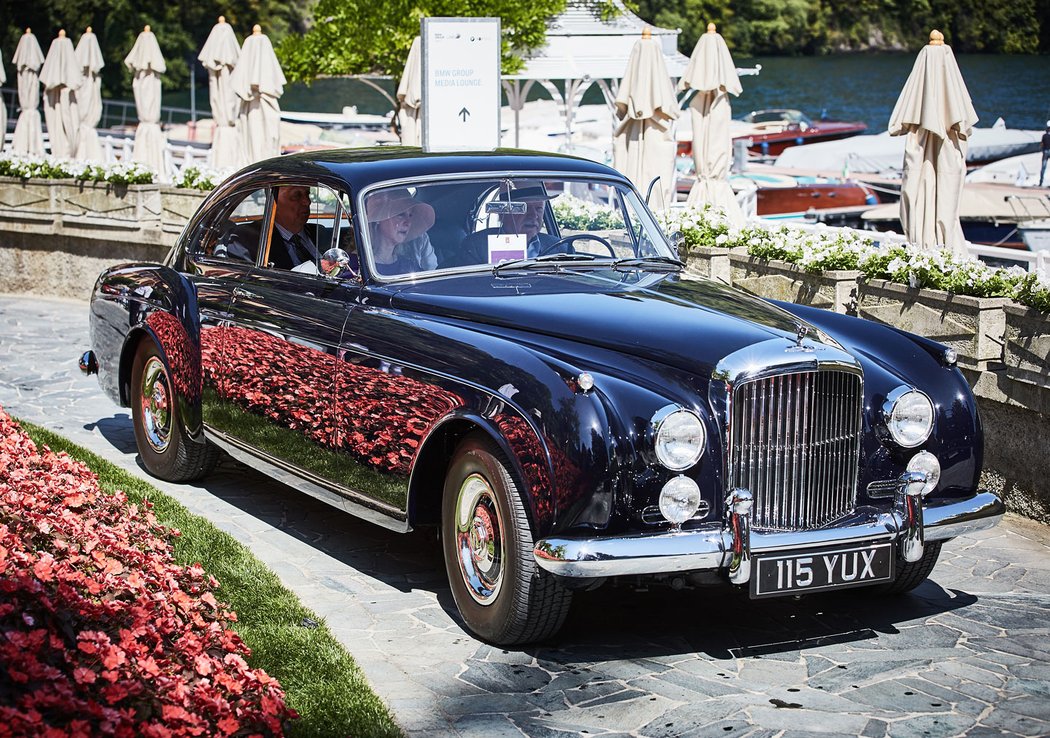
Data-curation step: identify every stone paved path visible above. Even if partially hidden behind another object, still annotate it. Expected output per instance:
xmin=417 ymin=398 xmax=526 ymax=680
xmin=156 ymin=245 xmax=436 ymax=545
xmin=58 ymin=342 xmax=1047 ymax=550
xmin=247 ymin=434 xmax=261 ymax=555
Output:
xmin=2 ymin=293 xmax=1049 ymax=737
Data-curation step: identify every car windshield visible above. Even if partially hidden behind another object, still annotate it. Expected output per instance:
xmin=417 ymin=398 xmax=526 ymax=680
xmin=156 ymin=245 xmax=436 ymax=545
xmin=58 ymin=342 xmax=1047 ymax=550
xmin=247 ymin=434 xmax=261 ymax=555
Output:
xmin=359 ymin=176 xmax=675 ymax=279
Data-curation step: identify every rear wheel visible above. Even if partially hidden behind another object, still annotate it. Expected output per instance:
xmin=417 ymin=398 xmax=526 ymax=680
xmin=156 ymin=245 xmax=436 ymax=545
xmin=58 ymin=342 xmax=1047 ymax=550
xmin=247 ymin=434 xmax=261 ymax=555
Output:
xmin=441 ymin=433 xmax=572 ymax=645
xmin=131 ymin=339 xmax=218 ymax=482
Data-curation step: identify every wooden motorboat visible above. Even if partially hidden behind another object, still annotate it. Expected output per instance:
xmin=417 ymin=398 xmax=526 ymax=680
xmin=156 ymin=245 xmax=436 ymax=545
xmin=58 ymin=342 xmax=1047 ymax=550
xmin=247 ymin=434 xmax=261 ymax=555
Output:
xmin=676 ymin=168 xmax=879 ymax=223
xmin=676 ymin=109 xmax=867 ymax=158
xmin=860 ymin=184 xmax=1050 ymax=250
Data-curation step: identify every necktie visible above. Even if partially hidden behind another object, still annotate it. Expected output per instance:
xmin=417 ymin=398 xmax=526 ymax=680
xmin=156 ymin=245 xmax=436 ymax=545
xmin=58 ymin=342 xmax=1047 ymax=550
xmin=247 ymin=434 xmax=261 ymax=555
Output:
xmin=290 ymin=233 xmax=313 ymax=264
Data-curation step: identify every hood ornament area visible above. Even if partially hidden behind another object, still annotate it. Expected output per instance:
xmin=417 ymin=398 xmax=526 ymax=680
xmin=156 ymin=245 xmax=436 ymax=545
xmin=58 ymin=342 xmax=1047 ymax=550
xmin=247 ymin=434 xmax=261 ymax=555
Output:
xmin=787 ymin=321 xmax=816 ymax=353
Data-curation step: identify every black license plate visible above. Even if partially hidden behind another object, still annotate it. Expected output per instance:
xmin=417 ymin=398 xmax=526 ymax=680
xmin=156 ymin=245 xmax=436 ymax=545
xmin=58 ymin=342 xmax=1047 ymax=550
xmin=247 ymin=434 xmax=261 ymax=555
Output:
xmin=751 ymin=542 xmax=895 ymax=598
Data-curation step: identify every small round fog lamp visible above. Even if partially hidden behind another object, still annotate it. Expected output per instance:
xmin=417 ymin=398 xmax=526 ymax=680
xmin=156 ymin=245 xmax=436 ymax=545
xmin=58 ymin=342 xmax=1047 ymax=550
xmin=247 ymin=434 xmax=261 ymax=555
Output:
xmin=658 ymin=476 xmax=701 ymax=526
xmin=906 ymin=450 xmax=941 ymax=496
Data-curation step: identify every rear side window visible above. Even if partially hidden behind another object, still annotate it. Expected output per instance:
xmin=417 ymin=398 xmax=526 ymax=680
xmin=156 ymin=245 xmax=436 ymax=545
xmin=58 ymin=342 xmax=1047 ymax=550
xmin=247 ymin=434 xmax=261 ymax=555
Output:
xmin=191 ymin=188 xmax=269 ymax=263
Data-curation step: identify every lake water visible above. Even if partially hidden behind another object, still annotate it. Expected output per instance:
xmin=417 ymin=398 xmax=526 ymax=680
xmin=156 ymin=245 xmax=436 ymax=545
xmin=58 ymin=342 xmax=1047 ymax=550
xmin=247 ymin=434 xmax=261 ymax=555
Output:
xmin=172 ymin=53 xmax=1050 ymax=133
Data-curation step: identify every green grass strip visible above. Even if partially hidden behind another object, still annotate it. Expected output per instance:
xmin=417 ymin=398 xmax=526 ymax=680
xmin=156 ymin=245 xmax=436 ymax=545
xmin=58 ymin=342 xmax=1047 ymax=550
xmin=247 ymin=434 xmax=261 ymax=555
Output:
xmin=21 ymin=421 xmax=404 ymax=738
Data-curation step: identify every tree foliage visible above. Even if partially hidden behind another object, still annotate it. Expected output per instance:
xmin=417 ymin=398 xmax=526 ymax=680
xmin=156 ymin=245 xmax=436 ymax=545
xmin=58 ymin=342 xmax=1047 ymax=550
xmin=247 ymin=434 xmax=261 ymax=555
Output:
xmin=277 ymin=0 xmax=579 ymax=84
xmin=2 ymin=0 xmax=1043 ymax=101
xmin=634 ymin=0 xmax=1046 ymax=55
xmin=0 ymin=0 xmax=309 ymax=98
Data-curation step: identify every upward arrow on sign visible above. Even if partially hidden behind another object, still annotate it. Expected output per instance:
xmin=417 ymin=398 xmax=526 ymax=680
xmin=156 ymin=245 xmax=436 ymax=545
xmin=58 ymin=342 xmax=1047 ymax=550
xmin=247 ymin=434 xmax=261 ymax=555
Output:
xmin=458 ymin=107 xmax=470 ymax=122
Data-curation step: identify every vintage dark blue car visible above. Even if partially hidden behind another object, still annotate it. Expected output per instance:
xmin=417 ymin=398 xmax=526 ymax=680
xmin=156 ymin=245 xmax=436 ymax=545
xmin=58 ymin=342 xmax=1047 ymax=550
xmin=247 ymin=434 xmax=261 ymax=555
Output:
xmin=81 ymin=149 xmax=1004 ymax=645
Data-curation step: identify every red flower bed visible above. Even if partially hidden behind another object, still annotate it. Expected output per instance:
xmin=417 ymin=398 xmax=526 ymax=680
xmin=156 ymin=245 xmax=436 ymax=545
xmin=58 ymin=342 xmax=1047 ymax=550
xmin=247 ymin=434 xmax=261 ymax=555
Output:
xmin=0 ymin=407 xmax=296 ymax=737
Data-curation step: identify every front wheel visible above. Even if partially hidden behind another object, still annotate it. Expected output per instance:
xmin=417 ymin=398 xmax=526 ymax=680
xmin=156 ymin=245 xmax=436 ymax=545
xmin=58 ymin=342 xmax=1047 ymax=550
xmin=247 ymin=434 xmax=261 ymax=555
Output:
xmin=131 ymin=338 xmax=219 ymax=483
xmin=870 ymin=541 xmax=943 ymax=594
xmin=441 ymin=433 xmax=572 ymax=645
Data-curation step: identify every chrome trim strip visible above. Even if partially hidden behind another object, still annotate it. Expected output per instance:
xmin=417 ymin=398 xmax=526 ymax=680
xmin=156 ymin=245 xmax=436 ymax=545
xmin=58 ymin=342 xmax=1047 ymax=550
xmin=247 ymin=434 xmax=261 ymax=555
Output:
xmin=533 ymin=491 xmax=1003 ymax=579
xmin=204 ymin=427 xmax=411 ymax=534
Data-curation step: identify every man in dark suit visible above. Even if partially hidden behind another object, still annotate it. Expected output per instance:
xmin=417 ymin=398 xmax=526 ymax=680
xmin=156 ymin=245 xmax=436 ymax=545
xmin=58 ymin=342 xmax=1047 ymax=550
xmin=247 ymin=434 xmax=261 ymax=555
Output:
xmin=449 ymin=183 xmax=565 ymax=267
xmin=267 ymin=185 xmax=321 ymax=270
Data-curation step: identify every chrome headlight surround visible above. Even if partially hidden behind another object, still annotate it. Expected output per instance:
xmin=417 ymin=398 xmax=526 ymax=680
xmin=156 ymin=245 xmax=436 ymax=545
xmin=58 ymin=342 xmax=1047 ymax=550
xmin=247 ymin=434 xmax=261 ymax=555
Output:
xmin=882 ymin=387 xmax=934 ymax=448
xmin=651 ymin=405 xmax=706 ymax=471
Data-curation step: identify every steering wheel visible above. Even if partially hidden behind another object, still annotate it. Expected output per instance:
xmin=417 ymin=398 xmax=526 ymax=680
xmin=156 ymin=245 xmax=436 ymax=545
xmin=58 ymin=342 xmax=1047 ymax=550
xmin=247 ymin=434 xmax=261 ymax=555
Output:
xmin=536 ymin=233 xmax=615 ymax=258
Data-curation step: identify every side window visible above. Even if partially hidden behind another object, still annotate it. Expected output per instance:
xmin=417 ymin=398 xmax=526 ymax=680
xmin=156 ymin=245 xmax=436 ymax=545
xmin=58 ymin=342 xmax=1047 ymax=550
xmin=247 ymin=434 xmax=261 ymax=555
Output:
xmin=201 ymin=188 xmax=268 ymax=263
xmin=265 ymin=184 xmax=357 ymax=277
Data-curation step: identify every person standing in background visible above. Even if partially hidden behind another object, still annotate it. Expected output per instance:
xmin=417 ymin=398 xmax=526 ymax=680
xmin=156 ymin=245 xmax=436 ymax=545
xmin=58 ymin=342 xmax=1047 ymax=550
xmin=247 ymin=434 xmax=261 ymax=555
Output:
xmin=1040 ymin=121 xmax=1050 ymax=187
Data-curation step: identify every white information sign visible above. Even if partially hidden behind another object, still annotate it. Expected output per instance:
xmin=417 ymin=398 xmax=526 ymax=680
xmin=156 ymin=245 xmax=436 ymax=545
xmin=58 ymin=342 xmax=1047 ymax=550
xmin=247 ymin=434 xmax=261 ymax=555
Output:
xmin=422 ymin=17 xmax=501 ymax=152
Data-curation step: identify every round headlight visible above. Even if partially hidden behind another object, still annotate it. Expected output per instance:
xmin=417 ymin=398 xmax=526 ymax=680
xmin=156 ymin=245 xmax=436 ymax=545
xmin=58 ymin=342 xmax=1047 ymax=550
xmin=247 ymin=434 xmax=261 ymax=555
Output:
xmin=884 ymin=388 xmax=934 ymax=448
xmin=653 ymin=407 xmax=706 ymax=471
xmin=659 ymin=476 xmax=701 ymax=525
xmin=906 ymin=451 xmax=941 ymax=496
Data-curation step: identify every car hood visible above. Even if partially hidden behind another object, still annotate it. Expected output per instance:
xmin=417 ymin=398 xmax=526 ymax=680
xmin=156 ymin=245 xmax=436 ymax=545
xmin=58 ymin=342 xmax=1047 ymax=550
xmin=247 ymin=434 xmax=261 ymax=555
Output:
xmin=388 ymin=271 xmax=830 ymax=375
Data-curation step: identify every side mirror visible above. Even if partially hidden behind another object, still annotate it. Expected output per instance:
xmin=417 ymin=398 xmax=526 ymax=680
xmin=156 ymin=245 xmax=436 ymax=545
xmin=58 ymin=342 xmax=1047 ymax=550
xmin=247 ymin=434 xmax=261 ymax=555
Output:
xmin=668 ymin=230 xmax=685 ymax=260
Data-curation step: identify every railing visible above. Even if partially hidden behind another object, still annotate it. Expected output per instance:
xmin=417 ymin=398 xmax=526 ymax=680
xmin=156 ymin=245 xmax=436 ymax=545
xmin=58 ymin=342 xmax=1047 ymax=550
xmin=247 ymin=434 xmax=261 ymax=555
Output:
xmin=2 ymin=87 xmax=196 ymax=131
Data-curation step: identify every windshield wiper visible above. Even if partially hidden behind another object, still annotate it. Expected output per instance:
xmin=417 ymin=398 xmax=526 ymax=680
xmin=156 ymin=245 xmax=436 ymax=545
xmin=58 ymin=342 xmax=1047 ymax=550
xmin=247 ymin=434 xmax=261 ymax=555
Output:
xmin=610 ymin=255 xmax=685 ymax=272
xmin=492 ymin=253 xmax=599 ymax=274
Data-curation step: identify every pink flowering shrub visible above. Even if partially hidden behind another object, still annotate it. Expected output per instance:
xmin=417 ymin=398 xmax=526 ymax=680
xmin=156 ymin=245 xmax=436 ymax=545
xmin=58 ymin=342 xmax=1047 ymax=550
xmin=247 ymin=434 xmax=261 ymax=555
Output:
xmin=0 ymin=407 xmax=297 ymax=737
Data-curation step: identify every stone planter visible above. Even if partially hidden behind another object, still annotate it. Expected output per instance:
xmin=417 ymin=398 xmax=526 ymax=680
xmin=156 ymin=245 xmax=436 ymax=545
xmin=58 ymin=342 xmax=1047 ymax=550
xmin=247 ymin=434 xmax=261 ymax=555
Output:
xmin=856 ymin=279 xmax=1008 ymax=371
xmin=0 ymin=176 xmax=59 ymax=232
xmin=160 ymin=187 xmax=208 ymax=236
xmin=729 ymin=252 xmax=860 ymax=314
xmin=682 ymin=245 xmax=735 ymax=284
xmin=55 ymin=180 xmax=162 ymax=233
xmin=1002 ymin=302 xmax=1050 ymax=390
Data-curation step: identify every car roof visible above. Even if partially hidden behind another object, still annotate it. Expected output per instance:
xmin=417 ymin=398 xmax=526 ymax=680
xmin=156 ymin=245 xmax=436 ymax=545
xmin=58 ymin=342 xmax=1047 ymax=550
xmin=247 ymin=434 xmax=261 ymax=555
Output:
xmin=236 ymin=147 xmax=629 ymax=194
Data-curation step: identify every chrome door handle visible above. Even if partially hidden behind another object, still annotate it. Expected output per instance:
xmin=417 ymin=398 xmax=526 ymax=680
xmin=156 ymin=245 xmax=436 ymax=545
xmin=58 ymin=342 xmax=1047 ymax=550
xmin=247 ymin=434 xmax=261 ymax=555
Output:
xmin=233 ymin=287 xmax=258 ymax=299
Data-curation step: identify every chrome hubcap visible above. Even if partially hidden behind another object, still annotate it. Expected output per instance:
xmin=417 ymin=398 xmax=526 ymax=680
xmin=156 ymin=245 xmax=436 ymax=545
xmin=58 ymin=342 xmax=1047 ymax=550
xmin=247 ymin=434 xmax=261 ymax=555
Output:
xmin=455 ymin=474 xmax=504 ymax=605
xmin=140 ymin=356 xmax=172 ymax=453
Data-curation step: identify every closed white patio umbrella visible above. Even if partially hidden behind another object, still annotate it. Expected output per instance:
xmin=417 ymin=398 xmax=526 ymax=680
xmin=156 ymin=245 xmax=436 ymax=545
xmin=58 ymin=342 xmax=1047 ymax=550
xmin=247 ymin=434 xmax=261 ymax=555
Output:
xmin=229 ymin=25 xmax=285 ymax=164
xmin=396 ymin=36 xmax=422 ymax=146
xmin=612 ymin=27 xmax=679 ymax=210
xmin=41 ymin=30 xmax=81 ymax=159
xmin=678 ymin=23 xmax=744 ymax=225
xmin=0 ymin=47 xmax=6 ymax=151
xmin=124 ymin=25 xmax=169 ymax=177
xmin=11 ymin=28 xmax=45 ymax=155
xmin=74 ymin=26 xmax=105 ymax=161
xmin=198 ymin=15 xmax=242 ymax=169
xmin=889 ymin=30 xmax=978 ymax=255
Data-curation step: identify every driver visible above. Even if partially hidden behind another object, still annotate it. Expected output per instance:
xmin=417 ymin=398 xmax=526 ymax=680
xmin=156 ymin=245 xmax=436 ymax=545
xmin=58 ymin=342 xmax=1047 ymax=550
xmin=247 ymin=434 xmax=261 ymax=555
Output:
xmin=450 ymin=182 xmax=565 ymax=267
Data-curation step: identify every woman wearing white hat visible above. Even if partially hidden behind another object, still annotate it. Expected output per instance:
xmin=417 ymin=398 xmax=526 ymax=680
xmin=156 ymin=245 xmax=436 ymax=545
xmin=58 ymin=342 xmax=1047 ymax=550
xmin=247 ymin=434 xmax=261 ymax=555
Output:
xmin=366 ymin=189 xmax=436 ymax=275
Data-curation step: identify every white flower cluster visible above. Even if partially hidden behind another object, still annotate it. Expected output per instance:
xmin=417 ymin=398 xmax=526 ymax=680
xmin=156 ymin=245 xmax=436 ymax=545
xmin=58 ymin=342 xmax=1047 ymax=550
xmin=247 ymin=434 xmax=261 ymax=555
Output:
xmin=552 ymin=193 xmax=625 ymax=230
xmin=658 ymin=203 xmax=736 ymax=237
xmin=172 ymin=165 xmax=233 ymax=191
xmin=0 ymin=152 xmax=155 ymax=185
xmin=654 ymin=205 xmax=1048 ymax=310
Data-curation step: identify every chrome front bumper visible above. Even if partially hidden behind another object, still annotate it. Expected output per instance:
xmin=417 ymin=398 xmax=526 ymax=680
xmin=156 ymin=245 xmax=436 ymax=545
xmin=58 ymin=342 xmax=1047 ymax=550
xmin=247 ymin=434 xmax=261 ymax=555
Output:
xmin=533 ymin=489 xmax=1005 ymax=582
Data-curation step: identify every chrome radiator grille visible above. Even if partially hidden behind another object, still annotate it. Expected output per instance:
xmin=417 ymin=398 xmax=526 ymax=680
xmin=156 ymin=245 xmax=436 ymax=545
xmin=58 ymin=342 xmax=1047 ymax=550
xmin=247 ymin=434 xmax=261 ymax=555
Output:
xmin=728 ymin=370 xmax=862 ymax=531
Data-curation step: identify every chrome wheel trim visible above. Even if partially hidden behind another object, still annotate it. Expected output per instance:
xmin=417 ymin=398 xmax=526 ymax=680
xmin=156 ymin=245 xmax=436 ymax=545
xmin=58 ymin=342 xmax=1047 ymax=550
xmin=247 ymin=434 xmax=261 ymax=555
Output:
xmin=455 ymin=473 xmax=506 ymax=606
xmin=140 ymin=356 xmax=172 ymax=453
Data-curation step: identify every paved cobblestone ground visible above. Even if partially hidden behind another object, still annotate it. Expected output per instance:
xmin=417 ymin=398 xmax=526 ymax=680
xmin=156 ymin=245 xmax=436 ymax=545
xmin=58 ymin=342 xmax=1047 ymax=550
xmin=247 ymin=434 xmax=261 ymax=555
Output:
xmin=2 ymin=293 xmax=1049 ymax=738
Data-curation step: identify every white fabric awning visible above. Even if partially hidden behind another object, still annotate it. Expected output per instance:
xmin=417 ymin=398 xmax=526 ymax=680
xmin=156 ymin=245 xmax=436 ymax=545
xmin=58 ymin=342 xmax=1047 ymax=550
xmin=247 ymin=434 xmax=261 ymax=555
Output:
xmin=501 ymin=0 xmax=687 ymax=151
xmin=508 ymin=0 xmax=687 ymax=82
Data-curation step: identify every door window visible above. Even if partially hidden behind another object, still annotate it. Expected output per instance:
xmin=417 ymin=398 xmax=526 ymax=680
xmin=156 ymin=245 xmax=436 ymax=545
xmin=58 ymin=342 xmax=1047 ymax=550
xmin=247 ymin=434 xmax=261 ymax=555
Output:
xmin=264 ymin=184 xmax=356 ymax=277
